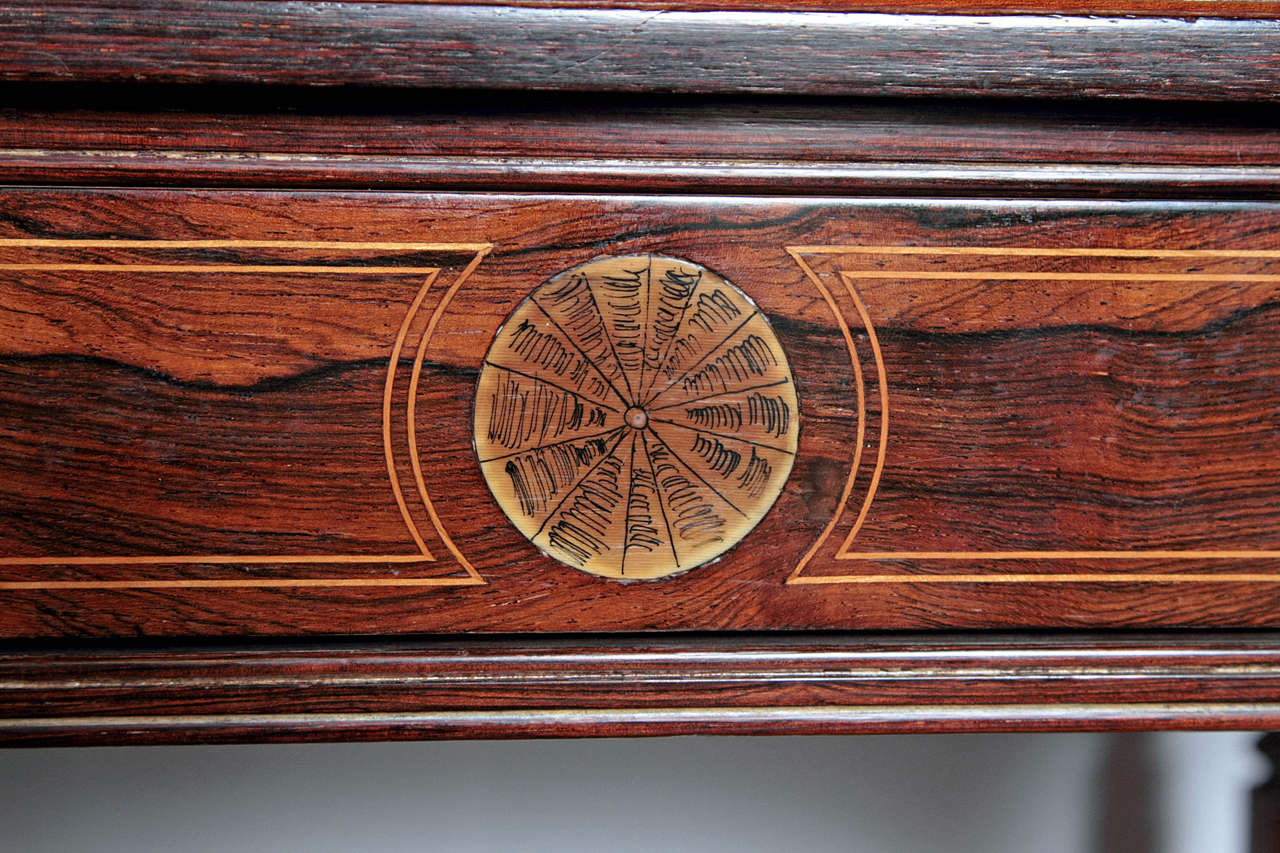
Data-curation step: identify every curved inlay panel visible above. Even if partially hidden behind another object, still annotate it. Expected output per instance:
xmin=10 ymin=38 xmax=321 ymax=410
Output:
xmin=473 ymin=254 xmax=799 ymax=579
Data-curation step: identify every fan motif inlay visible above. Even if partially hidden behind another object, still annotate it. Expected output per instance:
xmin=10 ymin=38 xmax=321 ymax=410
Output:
xmin=473 ymin=254 xmax=799 ymax=579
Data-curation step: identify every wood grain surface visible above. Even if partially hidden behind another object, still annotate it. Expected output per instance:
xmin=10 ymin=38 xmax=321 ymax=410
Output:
xmin=3 ymin=94 xmax=1279 ymax=198
xmin=2 ymin=0 xmax=1280 ymax=746
xmin=2 ymin=2 xmax=1279 ymax=100
xmin=1 ymin=189 xmax=1279 ymax=636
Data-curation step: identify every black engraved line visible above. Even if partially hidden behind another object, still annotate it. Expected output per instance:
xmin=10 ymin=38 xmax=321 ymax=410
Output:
xmin=650 ymin=416 xmax=796 ymax=457
xmin=638 ymin=264 xmax=704 ymax=404
xmin=543 ymin=443 xmax=627 ymax=567
xmin=529 ymin=296 xmax=631 ymax=408
xmin=478 ymin=424 xmax=625 ymax=465
xmin=646 ymin=426 xmax=748 ymax=518
xmin=483 ymin=360 xmax=620 ymax=413
xmin=531 ymin=428 xmax=630 ymax=540
xmin=642 ymin=308 xmax=760 ymax=409
xmin=638 ymin=265 xmax=700 ymax=403
xmin=580 ymin=270 xmax=637 ymax=404
xmin=621 ymin=431 xmax=637 ymax=576
xmin=640 ymin=430 xmax=681 ymax=569
xmin=648 ymin=377 xmax=792 ymax=413
xmin=638 ymin=254 xmax=653 ymax=400
xmin=747 ymin=391 xmax=790 ymax=439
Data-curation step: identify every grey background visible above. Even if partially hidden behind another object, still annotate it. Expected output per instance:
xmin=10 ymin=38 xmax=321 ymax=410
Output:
xmin=0 ymin=731 xmax=1263 ymax=852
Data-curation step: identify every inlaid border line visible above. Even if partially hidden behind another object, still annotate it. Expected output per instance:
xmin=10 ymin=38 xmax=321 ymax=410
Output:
xmin=0 ymin=265 xmax=443 ymax=273
xmin=792 ymin=573 xmax=1280 ymax=584
xmin=835 ymin=271 xmax=890 ymax=556
xmin=0 ymin=239 xmax=492 ymax=250
xmin=788 ymin=244 xmax=1280 ymax=586
xmin=0 ymin=239 xmax=493 ymax=590
xmin=838 ymin=272 xmax=1280 ymax=282
xmin=0 ymin=577 xmax=480 ymax=590
xmin=382 ymin=269 xmax=441 ymax=560
xmin=406 ymin=245 xmax=493 ymax=584
xmin=787 ymin=246 xmax=1280 ymax=259
xmin=784 ymin=248 xmax=869 ymax=581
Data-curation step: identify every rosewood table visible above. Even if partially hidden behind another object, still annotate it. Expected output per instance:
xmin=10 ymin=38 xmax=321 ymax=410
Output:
xmin=2 ymin=8 xmax=1280 ymax=834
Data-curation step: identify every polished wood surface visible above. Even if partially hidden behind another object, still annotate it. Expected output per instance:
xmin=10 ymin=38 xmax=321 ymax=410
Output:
xmin=2 ymin=3 xmax=1278 ymax=100
xmin=0 ymin=190 xmax=1278 ymax=635
xmin=1 ymin=94 xmax=1277 ymax=198
xmin=3 ymin=0 xmax=1280 ymax=743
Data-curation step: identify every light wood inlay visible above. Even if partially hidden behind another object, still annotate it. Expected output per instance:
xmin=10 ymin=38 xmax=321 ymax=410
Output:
xmin=473 ymin=254 xmax=799 ymax=580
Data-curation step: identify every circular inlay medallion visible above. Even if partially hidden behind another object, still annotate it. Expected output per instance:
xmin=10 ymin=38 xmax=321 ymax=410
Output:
xmin=473 ymin=254 xmax=799 ymax=579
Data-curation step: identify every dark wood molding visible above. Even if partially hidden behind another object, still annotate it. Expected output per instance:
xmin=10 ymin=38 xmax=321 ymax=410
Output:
xmin=6 ymin=150 xmax=1279 ymax=199
xmin=2 ymin=3 xmax=1279 ymax=101
xmin=335 ymin=0 xmax=1280 ymax=18
xmin=5 ymin=633 xmax=1280 ymax=745
xmin=3 ymin=96 xmax=1279 ymax=197
xmin=9 ymin=94 xmax=1280 ymax=168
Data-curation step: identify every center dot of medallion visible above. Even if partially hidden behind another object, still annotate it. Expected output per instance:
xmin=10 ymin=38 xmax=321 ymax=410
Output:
xmin=625 ymin=406 xmax=649 ymax=430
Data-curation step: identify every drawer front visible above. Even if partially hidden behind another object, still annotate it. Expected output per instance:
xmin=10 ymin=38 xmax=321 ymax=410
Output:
xmin=2 ymin=189 xmax=1279 ymax=635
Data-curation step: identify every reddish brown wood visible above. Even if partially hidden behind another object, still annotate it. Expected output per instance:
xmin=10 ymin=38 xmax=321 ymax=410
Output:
xmin=4 ymin=634 xmax=1280 ymax=744
xmin=1 ymin=189 xmax=1279 ymax=636
xmin=2 ymin=0 xmax=1280 ymax=744
xmin=1 ymin=3 xmax=1278 ymax=101
xmin=1 ymin=96 xmax=1279 ymax=197
xmin=9 ymin=94 xmax=1280 ymax=167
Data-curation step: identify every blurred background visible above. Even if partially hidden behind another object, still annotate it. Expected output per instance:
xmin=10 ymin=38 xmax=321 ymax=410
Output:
xmin=0 ymin=731 xmax=1265 ymax=852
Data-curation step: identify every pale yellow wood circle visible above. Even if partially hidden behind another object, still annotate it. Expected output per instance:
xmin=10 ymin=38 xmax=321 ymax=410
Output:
xmin=473 ymin=254 xmax=799 ymax=579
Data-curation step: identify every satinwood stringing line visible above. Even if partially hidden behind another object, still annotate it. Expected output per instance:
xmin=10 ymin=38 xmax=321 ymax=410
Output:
xmin=0 ymin=239 xmax=492 ymax=250
xmin=787 ymin=246 xmax=1280 ymax=259
xmin=791 ymin=573 xmax=1280 ymax=584
xmin=0 ymin=265 xmax=445 ymax=273
xmin=828 ymin=551 xmax=1280 ymax=560
xmin=784 ymin=248 xmax=868 ymax=583
xmin=0 ymin=554 xmax=437 ymax=566
xmin=383 ymin=269 xmax=441 ymax=560
xmin=836 ymin=272 xmax=1280 ymax=282
xmin=406 ymin=245 xmax=494 ymax=584
xmin=0 ymin=577 xmax=484 ymax=590
xmin=2 ymin=240 xmax=495 ymax=586
xmin=789 ymin=246 xmax=1280 ymax=585
xmin=835 ymin=271 xmax=890 ymax=558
